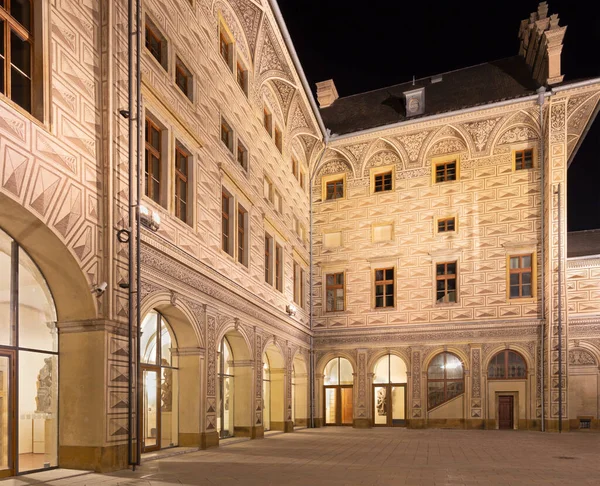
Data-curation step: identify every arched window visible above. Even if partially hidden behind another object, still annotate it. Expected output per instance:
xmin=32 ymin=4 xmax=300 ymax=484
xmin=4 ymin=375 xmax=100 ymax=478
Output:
xmin=262 ymin=353 xmax=271 ymax=431
xmin=140 ymin=310 xmax=179 ymax=452
xmin=487 ymin=350 xmax=527 ymax=379
xmin=372 ymin=354 xmax=407 ymax=426
xmin=217 ymin=336 xmax=234 ymax=438
xmin=427 ymin=352 xmax=464 ymax=410
xmin=0 ymin=227 xmax=58 ymax=473
xmin=323 ymin=357 xmax=353 ymax=425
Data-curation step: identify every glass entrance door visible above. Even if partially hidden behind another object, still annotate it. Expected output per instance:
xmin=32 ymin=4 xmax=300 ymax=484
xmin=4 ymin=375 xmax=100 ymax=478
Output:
xmin=0 ymin=353 xmax=13 ymax=478
xmin=373 ymin=384 xmax=406 ymax=426
xmin=142 ymin=368 xmax=159 ymax=452
xmin=324 ymin=386 xmax=353 ymax=425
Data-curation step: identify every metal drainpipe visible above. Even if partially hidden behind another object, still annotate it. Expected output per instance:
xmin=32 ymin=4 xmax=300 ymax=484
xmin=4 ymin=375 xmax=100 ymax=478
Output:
xmin=127 ymin=0 xmax=135 ymax=466
xmin=135 ymin=0 xmax=143 ymax=466
xmin=556 ymin=182 xmax=563 ymax=433
xmin=309 ymin=134 xmax=330 ymax=428
xmin=537 ymin=86 xmax=546 ymax=433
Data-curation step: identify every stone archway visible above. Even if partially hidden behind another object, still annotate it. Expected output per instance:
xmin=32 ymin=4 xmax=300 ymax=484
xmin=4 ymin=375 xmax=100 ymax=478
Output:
xmin=292 ymin=352 xmax=309 ymax=428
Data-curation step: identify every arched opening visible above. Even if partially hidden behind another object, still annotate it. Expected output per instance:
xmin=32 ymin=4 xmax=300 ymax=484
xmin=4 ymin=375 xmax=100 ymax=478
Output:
xmin=262 ymin=343 xmax=285 ymax=432
xmin=140 ymin=310 xmax=179 ymax=452
xmin=372 ymin=354 xmax=408 ymax=427
xmin=292 ymin=353 xmax=308 ymax=428
xmin=323 ymin=357 xmax=353 ymax=426
xmin=486 ymin=349 xmax=528 ymax=430
xmin=427 ymin=352 xmax=464 ymax=411
xmin=0 ymin=227 xmax=58 ymax=475
xmin=217 ymin=329 xmax=252 ymax=439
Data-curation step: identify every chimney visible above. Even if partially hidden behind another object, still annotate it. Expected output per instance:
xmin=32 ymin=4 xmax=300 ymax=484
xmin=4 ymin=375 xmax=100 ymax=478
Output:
xmin=316 ymin=79 xmax=339 ymax=108
xmin=518 ymin=2 xmax=567 ymax=86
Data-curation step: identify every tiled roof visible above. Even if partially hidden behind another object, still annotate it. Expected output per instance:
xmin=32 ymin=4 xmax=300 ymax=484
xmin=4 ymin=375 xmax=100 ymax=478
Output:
xmin=321 ymin=56 xmax=540 ymax=136
xmin=567 ymin=229 xmax=600 ymax=258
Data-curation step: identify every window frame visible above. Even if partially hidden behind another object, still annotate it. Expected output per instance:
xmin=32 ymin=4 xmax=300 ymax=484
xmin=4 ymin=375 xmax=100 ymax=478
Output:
xmin=513 ymin=147 xmax=535 ymax=171
xmin=507 ymin=253 xmax=536 ymax=300
xmin=236 ymin=61 xmax=248 ymax=95
xmin=370 ymin=166 xmax=395 ymax=194
xmin=274 ymin=125 xmax=283 ymax=153
xmin=435 ymin=261 xmax=458 ymax=305
xmin=220 ymin=117 xmax=233 ymax=153
xmin=236 ymin=139 xmax=248 ymax=171
xmin=237 ymin=204 xmax=248 ymax=267
xmin=263 ymin=106 xmax=273 ymax=136
xmin=144 ymin=117 xmax=162 ymax=204
xmin=325 ymin=272 xmax=345 ymax=313
xmin=373 ymin=267 xmax=395 ymax=309
xmin=431 ymin=155 xmax=460 ymax=185
xmin=275 ymin=243 xmax=283 ymax=292
xmin=264 ymin=233 xmax=273 ymax=285
xmin=218 ymin=23 xmax=233 ymax=70
xmin=145 ymin=18 xmax=168 ymax=71
xmin=436 ymin=217 xmax=456 ymax=234
xmin=293 ymin=262 xmax=305 ymax=309
xmin=321 ymin=173 xmax=346 ymax=202
xmin=174 ymin=144 xmax=190 ymax=224
xmin=427 ymin=352 xmax=465 ymax=410
xmin=487 ymin=350 xmax=528 ymax=380
xmin=175 ymin=56 xmax=193 ymax=101
xmin=221 ymin=191 xmax=233 ymax=255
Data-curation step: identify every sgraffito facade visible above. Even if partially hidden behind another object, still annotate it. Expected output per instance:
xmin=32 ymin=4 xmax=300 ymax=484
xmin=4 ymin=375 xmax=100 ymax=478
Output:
xmin=0 ymin=0 xmax=598 ymax=478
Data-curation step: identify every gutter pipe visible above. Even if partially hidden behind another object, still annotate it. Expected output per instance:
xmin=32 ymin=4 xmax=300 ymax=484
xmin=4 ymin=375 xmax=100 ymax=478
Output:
xmin=537 ymin=86 xmax=546 ymax=432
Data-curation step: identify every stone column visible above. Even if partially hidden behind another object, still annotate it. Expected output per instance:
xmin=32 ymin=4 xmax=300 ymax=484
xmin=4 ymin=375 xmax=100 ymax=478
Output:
xmin=410 ymin=348 xmax=424 ymax=428
xmin=176 ymin=348 xmax=203 ymax=446
xmin=58 ymin=322 xmax=128 ymax=472
xmin=202 ymin=314 xmax=218 ymax=448
xmin=544 ymin=98 xmax=569 ymax=431
xmin=469 ymin=346 xmax=483 ymax=429
xmin=254 ymin=332 xmax=263 ymax=435
xmin=284 ymin=345 xmax=294 ymax=432
xmin=354 ymin=349 xmax=370 ymax=428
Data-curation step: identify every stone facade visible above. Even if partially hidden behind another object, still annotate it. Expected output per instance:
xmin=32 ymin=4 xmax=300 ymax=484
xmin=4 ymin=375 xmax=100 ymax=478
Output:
xmin=0 ymin=0 xmax=599 ymax=478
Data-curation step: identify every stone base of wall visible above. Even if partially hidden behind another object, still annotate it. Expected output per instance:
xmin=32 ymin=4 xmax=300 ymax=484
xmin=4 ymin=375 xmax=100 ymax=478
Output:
xmin=59 ymin=444 xmax=129 ymax=473
xmin=353 ymin=418 xmax=372 ymax=429
xmin=284 ymin=420 xmax=294 ymax=432
xmin=234 ymin=426 xmax=263 ymax=438
xmin=200 ymin=431 xmax=219 ymax=449
xmin=295 ymin=418 xmax=308 ymax=426
xmin=569 ymin=418 xmax=599 ymax=430
xmin=314 ymin=418 xmax=324 ymax=427
xmin=179 ymin=432 xmax=201 ymax=447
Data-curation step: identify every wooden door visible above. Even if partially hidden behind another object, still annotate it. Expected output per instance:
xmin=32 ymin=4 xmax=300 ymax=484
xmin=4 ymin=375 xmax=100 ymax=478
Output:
xmin=498 ymin=396 xmax=514 ymax=430
xmin=341 ymin=387 xmax=353 ymax=425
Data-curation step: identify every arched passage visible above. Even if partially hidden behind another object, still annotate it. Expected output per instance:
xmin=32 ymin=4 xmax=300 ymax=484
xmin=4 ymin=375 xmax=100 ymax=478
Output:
xmin=372 ymin=354 xmax=408 ymax=427
xmin=217 ymin=328 xmax=253 ymax=439
xmin=262 ymin=343 xmax=285 ymax=431
xmin=292 ymin=353 xmax=308 ymax=427
xmin=323 ymin=357 xmax=354 ymax=426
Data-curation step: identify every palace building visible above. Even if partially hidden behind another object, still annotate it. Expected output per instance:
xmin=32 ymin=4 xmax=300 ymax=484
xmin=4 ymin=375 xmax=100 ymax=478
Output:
xmin=0 ymin=0 xmax=599 ymax=477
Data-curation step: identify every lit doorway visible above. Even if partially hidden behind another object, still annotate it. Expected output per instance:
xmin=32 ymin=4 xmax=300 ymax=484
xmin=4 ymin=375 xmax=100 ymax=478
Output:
xmin=323 ymin=357 xmax=353 ymax=426
xmin=372 ymin=354 xmax=407 ymax=426
xmin=140 ymin=311 xmax=179 ymax=453
xmin=217 ymin=336 xmax=234 ymax=438
xmin=0 ymin=228 xmax=58 ymax=476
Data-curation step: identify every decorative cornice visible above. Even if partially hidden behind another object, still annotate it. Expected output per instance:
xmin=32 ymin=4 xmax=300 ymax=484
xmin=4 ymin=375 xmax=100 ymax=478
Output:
xmin=58 ymin=319 xmax=128 ymax=336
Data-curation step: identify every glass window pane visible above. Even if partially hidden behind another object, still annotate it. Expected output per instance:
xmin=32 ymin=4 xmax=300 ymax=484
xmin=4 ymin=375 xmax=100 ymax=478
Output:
xmin=19 ymin=352 xmax=58 ymax=472
xmin=373 ymin=355 xmax=389 ymax=384
xmin=510 ymin=257 xmax=519 ymax=269
xmin=446 ymin=380 xmax=464 ymax=401
xmin=325 ymin=388 xmax=336 ymax=424
xmin=374 ymin=386 xmax=387 ymax=424
xmin=141 ymin=311 xmax=158 ymax=364
xmin=445 ymin=354 xmax=463 ymax=380
xmin=19 ymin=249 xmax=57 ymax=352
xmin=324 ymin=358 xmax=339 ymax=386
xmin=143 ymin=369 xmax=158 ymax=450
xmin=10 ymin=67 xmax=31 ymax=113
xmin=160 ymin=319 xmax=172 ymax=366
xmin=12 ymin=1 xmax=32 ymax=31
xmin=391 ymin=386 xmax=405 ymax=421
xmin=522 ymin=255 xmax=531 ymax=268
xmin=10 ymin=31 xmax=30 ymax=75
xmin=375 ymin=270 xmax=383 ymax=281
xmin=0 ymin=230 xmax=11 ymax=345
xmin=339 ymin=358 xmax=353 ymax=385
xmin=375 ymin=296 xmax=383 ymax=308
xmin=510 ymin=285 xmax=520 ymax=298
xmin=427 ymin=381 xmax=444 ymax=409
xmin=428 ymin=354 xmax=445 ymax=380
xmin=523 ymin=272 xmax=531 ymax=285
xmin=522 ymin=284 xmax=532 ymax=297
xmin=385 ymin=295 xmax=394 ymax=307
xmin=390 ymin=355 xmax=407 ymax=384
xmin=0 ymin=356 xmax=9 ymax=471
xmin=510 ymin=274 xmax=519 ymax=285
xmin=160 ymin=367 xmax=178 ymax=448
xmin=385 ymin=269 xmax=393 ymax=280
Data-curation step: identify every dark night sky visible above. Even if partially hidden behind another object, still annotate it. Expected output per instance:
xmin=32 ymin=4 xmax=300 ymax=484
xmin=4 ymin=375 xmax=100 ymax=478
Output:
xmin=278 ymin=0 xmax=600 ymax=231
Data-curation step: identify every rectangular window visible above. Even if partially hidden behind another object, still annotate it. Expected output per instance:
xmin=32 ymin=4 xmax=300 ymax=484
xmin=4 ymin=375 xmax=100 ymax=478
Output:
xmin=174 ymin=146 xmax=189 ymax=223
xmin=509 ymin=254 xmax=533 ymax=298
xmin=220 ymin=119 xmax=233 ymax=152
xmin=326 ymin=273 xmax=345 ymax=312
xmin=292 ymin=158 xmax=298 ymax=179
xmin=514 ymin=148 xmax=534 ymax=170
xmin=294 ymin=262 xmax=305 ymax=308
xmin=144 ymin=118 xmax=161 ymax=204
xmin=264 ymin=234 xmax=273 ymax=284
xmin=237 ymin=141 xmax=248 ymax=170
xmin=274 ymin=126 xmax=283 ymax=153
xmin=325 ymin=179 xmax=344 ymax=200
xmin=1 ymin=4 xmax=33 ymax=113
xmin=437 ymin=217 xmax=456 ymax=233
xmin=236 ymin=62 xmax=247 ymax=94
xmin=374 ymin=268 xmax=394 ymax=308
xmin=273 ymin=190 xmax=282 ymax=214
xmin=435 ymin=160 xmax=457 ymax=183
xmin=263 ymin=107 xmax=272 ymax=136
xmin=145 ymin=20 xmax=167 ymax=70
xmin=374 ymin=171 xmax=393 ymax=192
xmin=222 ymin=192 xmax=231 ymax=254
xmin=300 ymin=170 xmax=306 ymax=190
xmin=263 ymin=176 xmax=273 ymax=203
xmin=275 ymin=243 xmax=283 ymax=292
xmin=436 ymin=262 xmax=457 ymax=304
xmin=219 ymin=30 xmax=231 ymax=67
xmin=175 ymin=58 xmax=192 ymax=100
xmin=237 ymin=205 xmax=247 ymax=266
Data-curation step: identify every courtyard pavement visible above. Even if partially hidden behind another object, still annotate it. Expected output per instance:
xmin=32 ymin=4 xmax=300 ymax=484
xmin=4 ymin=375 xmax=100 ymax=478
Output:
xmin=3 ymin=427 xmax=600 ymax=486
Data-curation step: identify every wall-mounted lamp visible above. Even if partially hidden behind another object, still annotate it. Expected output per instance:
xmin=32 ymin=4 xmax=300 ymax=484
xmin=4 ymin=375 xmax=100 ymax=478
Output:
xmin=286 ymin=303 xmax=297 ymax=317
xmin=140 ymin=205 xmax=161 ymax=231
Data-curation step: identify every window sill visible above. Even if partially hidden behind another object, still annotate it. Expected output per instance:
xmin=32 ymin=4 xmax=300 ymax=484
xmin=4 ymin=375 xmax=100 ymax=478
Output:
xmin=434 ymin=301 xmax=460 ymax=308
xmin=508 ymin=297 xmax=537 ymax=304
xmin=144 ymin=49 xmax=168 ymax=75
xmin=0 ymin=93 xmax=47 ymax=131
xmin=370 ymin=307 xmax=397 ymax=312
